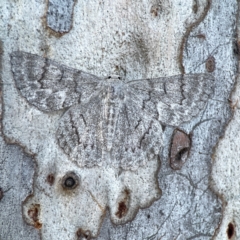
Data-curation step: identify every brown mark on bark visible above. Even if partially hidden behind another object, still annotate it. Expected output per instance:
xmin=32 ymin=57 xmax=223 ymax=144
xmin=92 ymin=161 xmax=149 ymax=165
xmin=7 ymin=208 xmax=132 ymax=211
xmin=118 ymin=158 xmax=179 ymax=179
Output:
xmin=233 ymin=40 xmax=240 ymax=58
xmin=193 ymin=33 xmax=206 ymax=40
xmin=205 ymin=56 xmax=216 ymax=72
xmin=115 ymin=189 xmax=130 ymax=219
xmin=0 ymin=188 xmax=3 ymax=201
xmin=192 ymin=0 xmax=198 ymax=14
xmin=61 ymin=171 xmax=80 ymax=190
xmin=46 ymin=173 xmax=55 ymax=186
xmin=227 ymin=222 xmax=235 ymax=239
xmin=27 ymin=204 xmax=42 ymax=229
xmin=150 ymin=5 xmax=160 ymax=17
xmin=76 ymin=228 xmax=92 ymax=240
xmin=170 ymin=129 xmax=191 ymax=170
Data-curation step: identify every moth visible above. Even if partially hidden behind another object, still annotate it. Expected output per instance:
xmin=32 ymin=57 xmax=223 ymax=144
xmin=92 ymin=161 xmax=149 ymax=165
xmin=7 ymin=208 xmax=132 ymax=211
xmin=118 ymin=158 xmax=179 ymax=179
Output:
xmin=10 ymin=51 xmax=214 ymax=170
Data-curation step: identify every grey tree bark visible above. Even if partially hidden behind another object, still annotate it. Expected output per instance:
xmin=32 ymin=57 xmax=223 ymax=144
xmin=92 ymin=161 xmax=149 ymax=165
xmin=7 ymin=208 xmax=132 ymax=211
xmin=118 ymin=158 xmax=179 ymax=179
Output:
xmin=0 ymin=0 xmax=239 ymax=240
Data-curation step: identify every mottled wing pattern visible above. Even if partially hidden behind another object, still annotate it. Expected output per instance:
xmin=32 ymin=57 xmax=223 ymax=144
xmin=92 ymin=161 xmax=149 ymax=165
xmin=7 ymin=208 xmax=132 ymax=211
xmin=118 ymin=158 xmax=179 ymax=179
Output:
xmin=127 ymin=74 xmax=214 ymax=127
xmin=57 ymin=84 xmax=163 ymax=170
xmin=112 ymin=86 xmax=163 ymax=170
xmin=10 ymin=51 xmax=101 ymax=112
xmin=110 ymin=73 xmax=214 ymax=169
xmin=57 ymin=94 xmax=104 ymax=168
xmin=11 ymin=51 xmax=214 ymax=170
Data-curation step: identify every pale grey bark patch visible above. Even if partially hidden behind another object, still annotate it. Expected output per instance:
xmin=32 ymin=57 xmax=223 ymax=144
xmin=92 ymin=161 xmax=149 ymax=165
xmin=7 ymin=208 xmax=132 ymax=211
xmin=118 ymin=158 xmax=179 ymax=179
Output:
xmin=0 ymin=137 xmax=40 ymax=240
xmin=47 ymin=0 xmax=76 ymax=33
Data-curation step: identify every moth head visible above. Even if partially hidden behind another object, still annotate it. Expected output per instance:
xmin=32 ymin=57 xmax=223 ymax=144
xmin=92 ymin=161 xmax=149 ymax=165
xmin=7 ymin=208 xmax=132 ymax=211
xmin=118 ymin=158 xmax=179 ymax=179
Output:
xmin=105 ymin=75 xmax=122 ymax=82
xmin=101 ymin=75 xmax=125 ymax=99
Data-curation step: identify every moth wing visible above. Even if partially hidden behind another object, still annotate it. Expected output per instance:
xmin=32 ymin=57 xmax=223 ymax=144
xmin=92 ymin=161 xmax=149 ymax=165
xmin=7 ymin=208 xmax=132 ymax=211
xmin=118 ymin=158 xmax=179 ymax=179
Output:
xmin=112 ymin=99 xmax=163 ymax=170
xmin=110 ymin=83 xmax=163 ymax=170
xmin=56 ymin=94 xmax=104 ymax=167
xmin=10 ymin=51 xmax=101 ymax=112
xmin=127 ymin=73 xmax=214 ymax=126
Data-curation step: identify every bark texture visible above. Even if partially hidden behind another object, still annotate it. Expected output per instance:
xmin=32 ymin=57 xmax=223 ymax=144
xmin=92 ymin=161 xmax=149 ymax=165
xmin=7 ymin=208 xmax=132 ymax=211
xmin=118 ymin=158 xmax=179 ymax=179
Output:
xmin=0 ymin=0 xmax=238 ymax=240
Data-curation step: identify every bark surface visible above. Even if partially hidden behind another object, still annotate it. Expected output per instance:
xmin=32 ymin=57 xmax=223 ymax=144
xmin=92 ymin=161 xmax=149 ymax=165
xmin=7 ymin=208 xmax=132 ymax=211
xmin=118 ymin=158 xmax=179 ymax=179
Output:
xmin=0 ymin=1 xmax=238 ymax=240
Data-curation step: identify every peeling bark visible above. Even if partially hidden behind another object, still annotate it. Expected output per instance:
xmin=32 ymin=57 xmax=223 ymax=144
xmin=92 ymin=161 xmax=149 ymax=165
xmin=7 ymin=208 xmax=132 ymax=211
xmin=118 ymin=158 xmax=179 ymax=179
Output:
xmin=47 ymin=0 xmax=76 ymax=33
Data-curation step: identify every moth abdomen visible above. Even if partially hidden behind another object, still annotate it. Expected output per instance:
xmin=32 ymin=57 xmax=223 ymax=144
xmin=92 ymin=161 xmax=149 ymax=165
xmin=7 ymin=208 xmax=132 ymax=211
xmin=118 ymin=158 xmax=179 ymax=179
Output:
xmin=104 ymin=103 xmax=118 ymax=151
